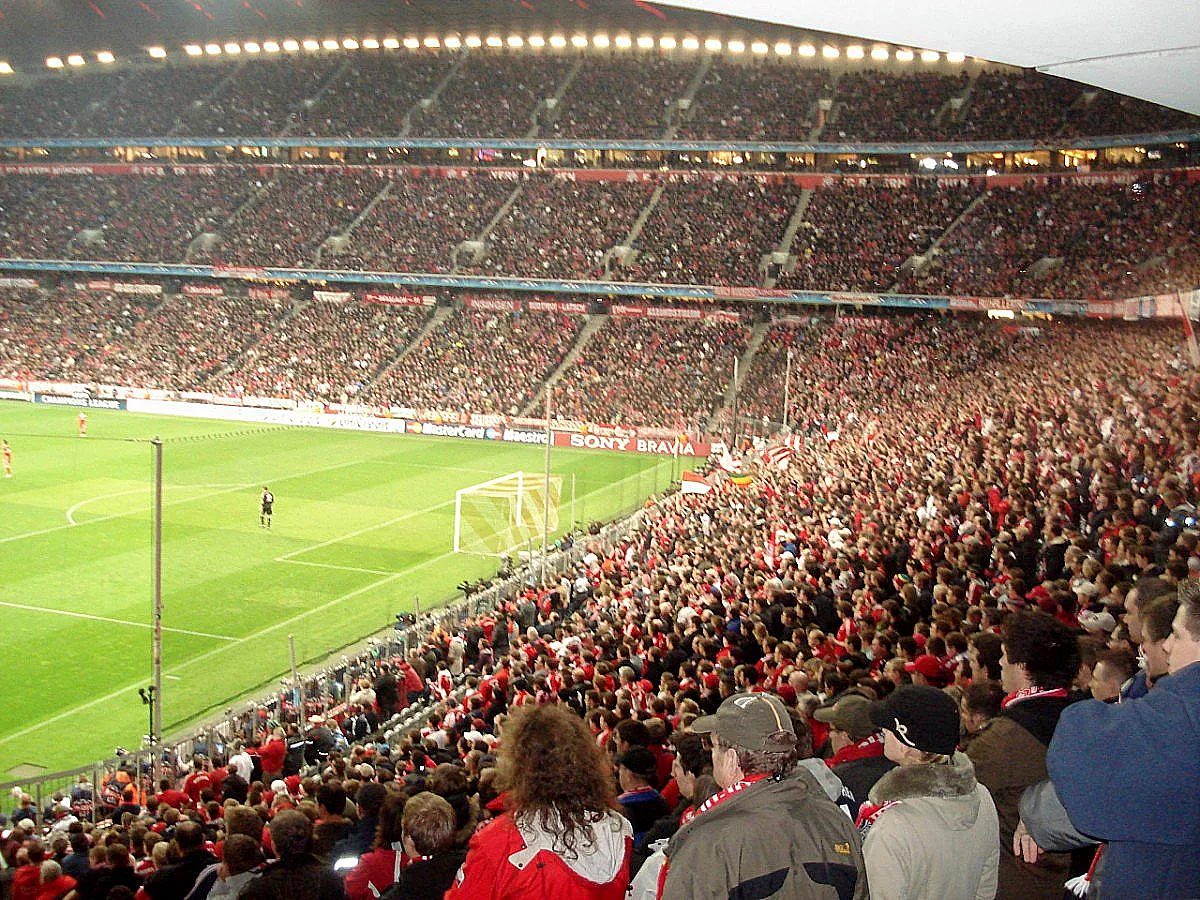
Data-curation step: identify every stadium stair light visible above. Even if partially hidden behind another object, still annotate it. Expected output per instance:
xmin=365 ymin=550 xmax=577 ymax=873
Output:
xmin=383 ymin=37 xmax=401 ymax=49
xmin=464 ymin=35 xmax=482 ymax=48
xmin=549 ymin=34 xmax=567 ymax=48
xmin=302 ymin=39 xmax=320 ymax=51
xmin=895 ymin=48 xmax=914 ymax=62
xmin=636 ymin=35 xmax=654 ymax=49
xmin=726 ymin=39 xmax=745 ymax=53
xmin=680 ymin=36 xmax=699 ymax=50
xmin=774 ymin=41 xmax=792 ymax=56
xmin=704 ymin=37 xmax=722 ymax=51
xmin=97 ymin=51 xmax=116 ymax=64
xmin=615 ymin=34 xmax=633 ymax=49
xmin=444 ymin=35 xmax=462 ymax=49
xmin=528 ymin=34 xmax=546 ymax=48
xmin=507 ymin=35 xmax=524 ymax=48
xmin=946 ymin=51 xmax=966 ymax=63
xmin=424 ymin=36 xmax=441 ymax=49
xmin=224 ymin=42 xmax=242 ymax=54
xmin=822 ymin=45 xmax=840 ymax=59
xmin=184 ymin=44 xmax=202 ymax=56
xmin=282 ymin=39 xmax=300 ymax=52
xmin=797 ymin=43 xmax=816 ymax=57
xmin=322 ymin=39 xmax=339 ymax=50
xmin=486 ymin=35 xmax=504 ymax=48
xmin=846 ymin=45 xmax=864 ymax=60
xmin=243 ymin=42 xmax=262 ymax=54
xmin=148 ymin=46 xmax=168 ymax=58
xmin=921 ymin=49 xmax=940 ymax=62
xmin=571 ymin=34 xmax=588 ymax=48
xmin=0 ymin=62 xmax=13 ymax=75
xmin=593 ymin=34 xmax=611 ymax=48
xmin=361 ymin=38 xmax=380 ymax=49
xmin=871 ymin=45 xmax=889 ymax=61
xmin=751 ymin=41 xmax=769 ymax=55
xmin=204 ymin=43 xmax=222 ymax=55
xmin=343 ymin=38 xmax=359 ymax=50
xmin=67 ymin=54 xmax=86 ymax=66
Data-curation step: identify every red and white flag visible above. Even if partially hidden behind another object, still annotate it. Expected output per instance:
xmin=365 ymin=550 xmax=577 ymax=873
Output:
xmin=681 ymin=471 xmax=712 ymax=495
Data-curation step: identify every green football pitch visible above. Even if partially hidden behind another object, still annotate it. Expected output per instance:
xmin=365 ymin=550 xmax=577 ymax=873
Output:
xmin=0 ymin=403 xmax=684 ymax=776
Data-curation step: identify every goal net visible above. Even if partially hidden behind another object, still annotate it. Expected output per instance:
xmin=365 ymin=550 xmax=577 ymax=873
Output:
xmin=453 ymin=471 xmax=563 ymax=557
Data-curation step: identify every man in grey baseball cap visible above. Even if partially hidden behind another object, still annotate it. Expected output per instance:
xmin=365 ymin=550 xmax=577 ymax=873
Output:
xmin=660 ymin=693 xmax=868 ymax=899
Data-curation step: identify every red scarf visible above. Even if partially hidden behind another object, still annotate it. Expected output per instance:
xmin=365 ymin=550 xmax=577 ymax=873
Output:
xmin=1002 ymin=686 xmax=1068 ymax=709
xmin=679 ymin=773 xmax=772 ymax=827
xmin=826 ymin=733 xmax=884 ymax=769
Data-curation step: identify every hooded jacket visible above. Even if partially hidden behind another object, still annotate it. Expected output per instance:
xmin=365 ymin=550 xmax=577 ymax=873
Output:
xmin=445 ymin=808 xmax=631 ymax=900
xmin=860 ymin=752 xmax=999 ymax=900
xmin=660 ymin=768 xmax=868 ymax=900
xmin=1048 ymin=661 xmax=1200 ymax=899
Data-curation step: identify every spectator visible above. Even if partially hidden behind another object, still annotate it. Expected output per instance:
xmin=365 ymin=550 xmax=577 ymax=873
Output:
xmin=143 ymin=823 xmax=218 ymax=900
xmin=813 ymin=692 xmax=896 ymax=810
xmin=445 ymin=704 xmax=632 ymax=899
xmin=614 ymin=748 xmax=670 ymax=845
xmin=344 ymin=794 xmax=407 ymax=900
xmin=966 ymin=611 xmax=1081 ymax=899
xmin=207 ymin=834 xmax=262 ymax=899
xmin=661 ymin=692 xmax=867 ymax=899
xmin=380 ymin=792 xmax=466 ymax=900
xmin=242 ymin=809 xmax=345 ymax=900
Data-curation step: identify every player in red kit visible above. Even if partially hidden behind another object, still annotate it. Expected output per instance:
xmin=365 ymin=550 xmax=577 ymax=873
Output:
xmin=2 ymin=440 xmax=11 ymax=478
xmin=78 ymin=412 xmax=88 ymax=436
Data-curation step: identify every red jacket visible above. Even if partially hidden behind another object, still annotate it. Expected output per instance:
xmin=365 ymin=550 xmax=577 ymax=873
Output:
xmin=445 ymin=811 xmax=631 ymax=900
xmin=258 ymin=737 xmax=286 ymax=776
xmin=345 ymin=847 xmax=406 ymax=900
xmin=11 ymin=865 xmax=42 ymax=900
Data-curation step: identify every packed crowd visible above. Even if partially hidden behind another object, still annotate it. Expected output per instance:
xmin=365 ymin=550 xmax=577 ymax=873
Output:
xmin=471 ymin=178 xmax=655 ymax=279
xmin=545 ymin=57 xmax=695 ymax=139
xmin=677 ymin=62 xmax=829 ymax=141
xmin=293 ymin=56 xmax=453 ymax=138
xmin=4 ymin=313 xmax=1197 ymax=900
xmin=336 ymin=177 xmax=515 ymax=274
xmin=411 ymin=55 xmax=574 ymax=139
xmin=364 ymin=306 xmax=585 ymax=416
xmin=780 ymin=181 xmax=978 ymax=291
xmin=616 ymin=180 xmax=804 ymax=286
xmin=174 ymin=58 xmax=342 ymax=137
xmin=902 ymin=178 xmax=1200 ymax=299
xmin=0 ymin=174 xmax=256 ymax=263
xmin=824 ymin=71 xmax=968 ymax=142
xmin=552 ymin=314 xmax=748 ymax=428
xmin=0 ymin=56 xmax=1196 ymax=142
xmin=209 ymin=171 xmax=387 ymax=268
xmin=70 ymin=292 xmax=294 ymax=391
xmin=0 ymin=288 xmax=155 ymax=381
xmin=208 ymin=300 xmax=433 ymax=403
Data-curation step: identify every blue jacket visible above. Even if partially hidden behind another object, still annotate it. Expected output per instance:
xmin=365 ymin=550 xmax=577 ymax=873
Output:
xmin=1047 ymin=661 xmax=1200 ymax=899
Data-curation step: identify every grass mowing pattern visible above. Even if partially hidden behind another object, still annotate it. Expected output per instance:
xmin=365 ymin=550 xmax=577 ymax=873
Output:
xmin=0 ymin=404 xmax=682 ymax=775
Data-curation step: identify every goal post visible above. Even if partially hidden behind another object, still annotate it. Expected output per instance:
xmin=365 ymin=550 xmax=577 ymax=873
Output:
xmin=453 ymin=471 xmax=563 ymax=556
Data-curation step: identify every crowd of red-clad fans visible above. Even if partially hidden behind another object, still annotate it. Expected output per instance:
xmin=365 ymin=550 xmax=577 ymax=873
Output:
xmin=677 ymin=63 xmax=829 ymax=141
xmin=3 ymin=314 xmax=1198 ymax=900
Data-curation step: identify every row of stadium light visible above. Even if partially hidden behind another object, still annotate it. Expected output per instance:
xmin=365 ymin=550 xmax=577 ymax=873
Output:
xmin=17 ymin=36 xmax=970 ymax=73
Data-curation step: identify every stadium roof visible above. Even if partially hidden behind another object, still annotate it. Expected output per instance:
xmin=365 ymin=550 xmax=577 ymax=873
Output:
xmin=661 ymin=0 xmax=1200 ymax=116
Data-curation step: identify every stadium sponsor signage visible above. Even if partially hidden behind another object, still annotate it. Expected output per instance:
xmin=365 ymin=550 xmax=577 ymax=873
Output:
xmin=554 ymin=431 xmax=709 ymax=457
xmin=313 ymin=290 xmax=353 ymax=302
xmin=182 ymin=284 xmax=224 ymax=297
xmin=527 ymin=300 xmax=589 ymax=314
xmin=419 ymin=422 xmax=491 ymax=439
xmin=830 ymin=292 xmax=881 ymax=305
xmin=127 ymin=398 xmax=410 ymax=433
xmin=0 ymin=378 xmax=26 ymax=391
xmin=466 ymin=297 xmax=521 ymax=312
xmin=501 ymin=428 xmax=548 ymax=445
xmin=34 ymin=393 xmax=126 ymax=410
xmin=364 ymin=292 xmax=436 ymax=306
xmin=79 ymin=280 xmax=163 ymax=296
xmin=215 ymin=265 xmax=268 ymax=279
xmin=248 ymin=286 xmax=292 ymax=301
xmin=0 ymin=389 xmax=29 ymax=400
xmin=0 ymin=277 xmax=37 ymax=288
xmin=613 ymin=305 xmax=701 ymax=320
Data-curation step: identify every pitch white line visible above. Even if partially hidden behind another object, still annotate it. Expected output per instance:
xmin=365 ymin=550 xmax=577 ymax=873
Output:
xmin=274 ymin=496 xmax=456 ymax=562
xmin=66 ymin=483 xmax=249 ymax=526
xmin=276 ymin=559 xmax=402 ymax=576
xmin=0 ymin=458 xmax=362 ymax=546
xmin=0 ymin=600 xmax=240 ymax=642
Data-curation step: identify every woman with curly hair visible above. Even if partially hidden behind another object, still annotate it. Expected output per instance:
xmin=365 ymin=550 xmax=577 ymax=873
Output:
xmin=445 ymin=704 xmax=633 ymax=899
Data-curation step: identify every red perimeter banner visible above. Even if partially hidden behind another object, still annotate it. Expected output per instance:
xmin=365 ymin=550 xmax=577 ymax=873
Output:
xmin=553 ymin=430 xmax=710 ymax=457
xmin=363 ymin=292 xmax=436 ymax=306
xmin=247 ymin=286 xmax=291 ymax=301
xmin=466 ymin=297 xmax=521 ymax=312
xmin=614 ymin=305 xmax=741 ymax=323
xmin=527 ymin=299 xmax=590 ymax=314
xmin=182 ymin=284 xmax=224 ymax=297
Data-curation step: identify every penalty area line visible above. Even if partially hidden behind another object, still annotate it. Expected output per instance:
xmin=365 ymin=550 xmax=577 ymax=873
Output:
xmin=0 ymin=600 xmax=240 ymax=642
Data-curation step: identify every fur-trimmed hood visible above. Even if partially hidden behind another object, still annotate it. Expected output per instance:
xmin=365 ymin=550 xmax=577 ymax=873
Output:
xmin=868 ymin=752 xmax=986 ymax=831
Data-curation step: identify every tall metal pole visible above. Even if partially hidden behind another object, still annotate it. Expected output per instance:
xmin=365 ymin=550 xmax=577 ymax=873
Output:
xmin=288 ymin=633 xmax=300 ymax=716
xmin=541 ymin=386 xmax=552 ymax=584
xmin=151 ymin=438 xmax=164 ymax=784
xmin=783 ymin=347 xmax=793 ymax=430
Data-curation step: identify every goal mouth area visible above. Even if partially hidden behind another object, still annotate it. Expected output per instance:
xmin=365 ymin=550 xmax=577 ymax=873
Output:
xmin=453 ymin=470 xmax=563 ymax=557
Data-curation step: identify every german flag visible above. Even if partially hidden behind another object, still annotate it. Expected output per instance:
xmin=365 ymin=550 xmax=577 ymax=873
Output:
xmin=729 ymin=472 xmax=755 ymax=488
